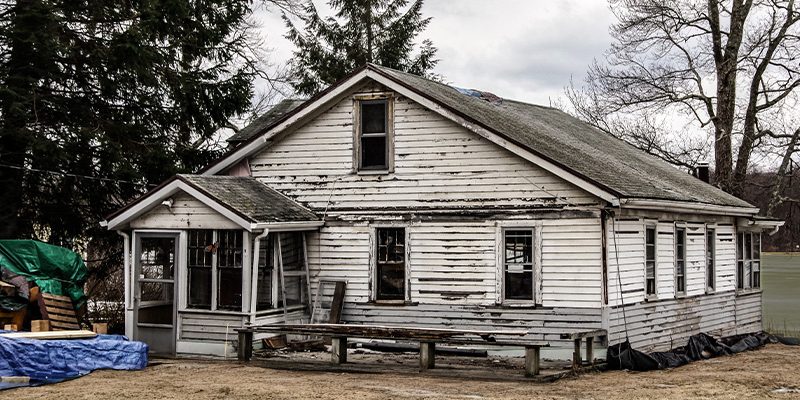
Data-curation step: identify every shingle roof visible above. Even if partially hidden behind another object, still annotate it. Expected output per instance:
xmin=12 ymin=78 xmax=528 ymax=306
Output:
xmin=227 ymin=99 xmax=306 ymax=143
xmin=370 ymin=65 xmax=752 ymax=208
xmin=178 ymin=175 xmax=318 ymax=223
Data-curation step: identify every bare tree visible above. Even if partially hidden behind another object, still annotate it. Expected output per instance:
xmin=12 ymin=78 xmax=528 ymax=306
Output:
xmin=567 ymin=0 xmax=800 ymax=202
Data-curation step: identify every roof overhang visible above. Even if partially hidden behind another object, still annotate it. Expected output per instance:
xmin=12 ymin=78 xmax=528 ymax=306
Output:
xmin=200 ymin=66 xmax=621 ymax=206
xmin=101 ymin=176 xmax=321 ymax=232
xmin=620 ymin=198 xmax=760 ymax=217
xmin=738 ymin=217 xmax=785 ymax=235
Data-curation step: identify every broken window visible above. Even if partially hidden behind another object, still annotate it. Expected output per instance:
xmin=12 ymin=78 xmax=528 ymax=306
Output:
xmin=737 ymin=232 xmax=761 ymax=290
xmin=358 ymin=99 xmax=389 ymax=170
xmin=187 ymin=230 xmax=213 ymax=309
xmin=707 ymin=228 xmax=715 ymax=292
xmin=645 ymin=226 xmax=656 ymax=297
xmin=187 ymin=230 xmax=243 ymax=311
xmin=376 ymin=227 xmax=405 ymax=301
xmin=504 ymin=229 xmax=534 ymax=301
xmin=675 ymin=227 xmax=686 ymax=295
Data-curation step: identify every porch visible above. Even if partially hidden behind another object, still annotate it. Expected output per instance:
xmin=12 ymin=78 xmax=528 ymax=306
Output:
xmin=103 ymin=175 xmax=322 ymax=356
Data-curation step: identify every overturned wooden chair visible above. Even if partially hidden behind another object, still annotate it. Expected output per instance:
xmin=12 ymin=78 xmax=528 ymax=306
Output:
xmin=37 ymin=293 xmax=80 ymax=331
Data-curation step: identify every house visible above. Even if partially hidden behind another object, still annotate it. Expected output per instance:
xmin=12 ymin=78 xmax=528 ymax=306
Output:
xmin=102 ymin=64 xmax=783 ymax=357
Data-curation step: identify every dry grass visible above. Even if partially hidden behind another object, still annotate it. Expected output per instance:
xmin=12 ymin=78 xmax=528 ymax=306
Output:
xmin=6 ymin=344 xmax=800 ymax=400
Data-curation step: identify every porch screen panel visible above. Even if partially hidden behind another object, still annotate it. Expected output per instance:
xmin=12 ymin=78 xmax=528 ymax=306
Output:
xmin=187 ymin=230 xmax=213 ymax=309
xmin=504 ymin=230 xmax=534 ymax=301
xmin=217 ymin=230 xmax=243 ymax=310
xmin=256 ymin=236 xmax=274 ymax=311
xmin=278 ymin=233 xmax=306 ymax=307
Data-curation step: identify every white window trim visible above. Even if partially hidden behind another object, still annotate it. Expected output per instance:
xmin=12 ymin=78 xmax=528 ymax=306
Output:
xmin=369 ymin=223 xmax=410 ymax=303
xmin=495 ymin=221 xmax=543 ymax=306
xmin=674 ymin=223 xmax=687 ymax=298
xmin=644 ymin=221 xmax=658 ymax=300
xmin=353 ymin=94 xmax=395 ymax=174
xmin=705 ymin=225 xmax=716 ymax=294
xmin=735 ymin=230 xmax=762 ymax=294
xmin=182 ymin=229 xmax=249 ymax=313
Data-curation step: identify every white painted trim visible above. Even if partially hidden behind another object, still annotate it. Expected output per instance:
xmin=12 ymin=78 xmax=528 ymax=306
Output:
xmin=621 ymin=199 xmax=759 ymax=217
xmin=105 ymin=180 xmax=254 ymax=231
xmin=176 ymin=340 xmax=232 ymax=357
xmin=203 ymin=69 xmax=371 ymax=176
xmin=251 ymin=221 xmax=324 ymax=231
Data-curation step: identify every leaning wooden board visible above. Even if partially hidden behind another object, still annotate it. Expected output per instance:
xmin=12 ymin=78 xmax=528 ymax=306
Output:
xmin=0 ymin=330 xmax=97 ymax=340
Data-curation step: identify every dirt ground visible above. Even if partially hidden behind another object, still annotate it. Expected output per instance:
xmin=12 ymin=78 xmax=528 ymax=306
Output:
xmin=7 ymin=344 xmax=800 ymax=399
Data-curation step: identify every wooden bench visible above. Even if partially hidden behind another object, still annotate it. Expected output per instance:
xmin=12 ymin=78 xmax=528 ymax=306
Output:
xmin=559 ymin=329 xmax=607 ymax=369
xmin=236 ymin=324 xmax=550 ymax=377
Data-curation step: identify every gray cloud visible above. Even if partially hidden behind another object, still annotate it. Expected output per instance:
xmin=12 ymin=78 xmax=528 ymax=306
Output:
xmin=255 ymin=0 xmax=615 ymax=105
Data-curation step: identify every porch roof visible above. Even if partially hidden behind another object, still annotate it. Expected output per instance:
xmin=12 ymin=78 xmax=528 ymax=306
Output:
xmin=102 ymin=174 xmax=320 ymax=231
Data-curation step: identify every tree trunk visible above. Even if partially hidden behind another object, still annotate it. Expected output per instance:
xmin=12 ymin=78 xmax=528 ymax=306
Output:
xmin=767 ymin=128 xmax=800 ymax=216
xmin=0 ymin=0 xmax=39 ymax=238
xmin=709 ymin=0 xmax=752 ymax=193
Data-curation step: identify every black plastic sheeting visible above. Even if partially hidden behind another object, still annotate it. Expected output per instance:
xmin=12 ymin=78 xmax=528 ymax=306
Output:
xmin=608 ymin=332 xmax=799 ymax=371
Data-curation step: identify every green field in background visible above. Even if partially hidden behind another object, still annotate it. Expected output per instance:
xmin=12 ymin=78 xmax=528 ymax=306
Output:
xmin=763 ymin=253 xmax=800 ymax=335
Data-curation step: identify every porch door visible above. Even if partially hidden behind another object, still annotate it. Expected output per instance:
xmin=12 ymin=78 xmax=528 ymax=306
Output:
xmin=134 ymin=233 xmax=178 ymax=355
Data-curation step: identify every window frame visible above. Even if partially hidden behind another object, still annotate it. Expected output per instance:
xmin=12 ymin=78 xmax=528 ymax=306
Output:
xmin=645 ymin=224 xmax=657 ymax=299
xmin=736 ymin=231 xmax=762 ymax=292
xmin=353 ymin=94 xmax=394 ymax=174
xmin=706 ymin=227 xmax=716 ymax=294
xmin=185 ymin=229 xmax=245 ymax=312
xmin=372 ymin=225 xmax=409 ymax=303
xmin=674 ymin=226 xmax=687 ymax=297
xmin=501 ymin=228 xmax=537 ymax=303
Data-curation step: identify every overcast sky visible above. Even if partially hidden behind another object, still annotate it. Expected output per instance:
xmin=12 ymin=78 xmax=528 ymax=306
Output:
xmin=255 ymin=0 xmax=617 ymax=105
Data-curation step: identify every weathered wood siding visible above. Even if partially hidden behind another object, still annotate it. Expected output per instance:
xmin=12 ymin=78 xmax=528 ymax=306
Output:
xmin=130 ymin=192 xmax=239 ymax=230
xmin=249 ymin=81 xmax=602 ymax=213
xmin=178 ymin=312 xmax=246 ymax=342
xmin=606 ymin=218 xmax=645 ymax=306
xmin=608 ymin=290 xmax=762 ymax=351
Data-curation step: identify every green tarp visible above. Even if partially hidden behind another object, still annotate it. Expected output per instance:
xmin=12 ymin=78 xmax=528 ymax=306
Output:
xmin=0 ymin=240 xmax=88 ymax=308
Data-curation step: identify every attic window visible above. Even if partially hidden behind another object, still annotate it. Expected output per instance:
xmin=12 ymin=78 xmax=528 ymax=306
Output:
xmin=356 ymin=98 xmax=392 ymax=171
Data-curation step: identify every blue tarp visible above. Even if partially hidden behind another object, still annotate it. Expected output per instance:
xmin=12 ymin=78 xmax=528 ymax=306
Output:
xmin=0 ymin=332 xmax=148 ymax=389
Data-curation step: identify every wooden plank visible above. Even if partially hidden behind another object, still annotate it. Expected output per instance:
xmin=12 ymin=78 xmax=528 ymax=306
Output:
xmin=559 ymin=329 xmax=608 ymax=340
xmin=246 ymin=323 xmax=529 ymax=340
xmin=328 ymin=282 xmax=346 ymax=324
xmin=419 ymin=342 xmax=435 ymax=371
xmin=0 ymin=330 xmax=96 ymax=340
xmin=331 ymin=337 xmax=347 ymax=364
xmin=524 ymin=346 xmax=541 ymax=377
xmin=41 ymin=293 xmax=72 ymax=303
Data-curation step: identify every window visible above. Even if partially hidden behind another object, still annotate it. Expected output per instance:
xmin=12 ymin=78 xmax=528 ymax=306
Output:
xmin=675 ymin=227 xmax=686 ymax=295
xmin=187 ymin=230 xmax=243 ymax=311
xmin=376 ymin=227 xmax=405 ymax=301
xmin=706 ymin=228 xmax=715 ymax=292
xmin=645 ymin=226 xmax=657 ymax=297
xmin=357 ymin=99 xmax=391 ymax=171
xmin=255 ymin=236 xmax=274 ymax=311
xmin=216 ymin=230 xmax=243 ymax=311
xmin=737 ymin=232 xmax=761 ymax=290
xmin=256 ymin=233 xmax=308 ymax=311
xmin=187 ymin=230 xmax=213 ymax=309
xmin=503 ymin=229 xmax=535 ymax=301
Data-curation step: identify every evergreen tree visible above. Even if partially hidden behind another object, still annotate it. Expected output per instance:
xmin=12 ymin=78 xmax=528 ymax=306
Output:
xmin=284 ymin=0 xmax=438 ymax=95
xmin=0 ymin=0 xmax=263 ymax=245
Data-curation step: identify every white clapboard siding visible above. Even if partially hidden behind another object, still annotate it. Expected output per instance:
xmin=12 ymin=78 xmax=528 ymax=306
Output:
xmin=179 ymin=312 xmax=246 ymax=342
xmin=606 ymin=218 xmax=645 ymax=306
xmin=130 ymin=192 xmax=239 ymax=229
xmin=306 ymin=218 xmax=603 ymax=312
xmin=655 ymin=221 xmax=675 ymax=298
xmin=685 ymin=223 xmax=706 ymax=297
xmin=715 ymin=224 xmax=737 ymax=292
xmin=409 ymin=221 xmax=496 ymax=304
xmin=249 ymin=83 xmax=600 ymax=212
xmin=608 ymin=290 xmax=762 ymax=351
xmin=540 ymin=218 xmax=602 ymax=308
